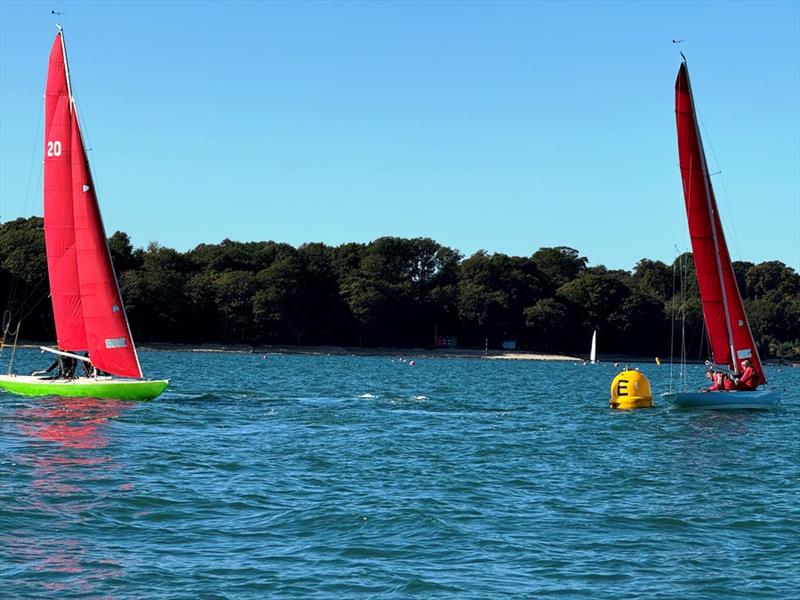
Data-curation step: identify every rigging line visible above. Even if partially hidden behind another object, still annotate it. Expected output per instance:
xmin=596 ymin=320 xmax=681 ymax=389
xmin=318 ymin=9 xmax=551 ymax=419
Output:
xmin=3 ymin=272 xmax=20 ymax=308
xmin=1 ymin=289 xmax=46 ymax=359
xmin=72 ymin=100 xmax=102 ymax=196
xmin=669 ymin=245 xmax=685 ymax=391
xmin=18 ymin=288 xmax=50 ymax=322
xmin=697 ymin=114 xmax=744 ymax=262
xmin=7 ymin=277 xmax=48 ymax=321
xmin=5 ymin=321 xmax=22 ymax=375
xmin=23 ymin=104 xmax=44 ymax=217
xmin=698 ymin=313 xmax=707 ymax=363
xmin=0 ymin=279 xmax=48 ymax=367
xmin=668 ymin=248 xmax=679 ymax=394
xmin=680 ymin=254 xmax=689 ymax=389
xmin=0 ymin=309 xmax=21 ymax=368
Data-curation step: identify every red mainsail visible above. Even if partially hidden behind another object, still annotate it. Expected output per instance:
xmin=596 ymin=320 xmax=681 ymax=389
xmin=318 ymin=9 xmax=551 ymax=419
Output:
xmin=674 ymin=61 xmax=766 ymax=384
xmin=43 ymin=31 xmax=143 ymax=379
xmin=44 ymin=32 xmax=86 ymax=351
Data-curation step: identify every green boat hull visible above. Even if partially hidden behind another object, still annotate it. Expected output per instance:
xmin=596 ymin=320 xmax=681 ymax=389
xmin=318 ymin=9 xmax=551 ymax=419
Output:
xmin=0 ymin=375 xmax=169 ymax=401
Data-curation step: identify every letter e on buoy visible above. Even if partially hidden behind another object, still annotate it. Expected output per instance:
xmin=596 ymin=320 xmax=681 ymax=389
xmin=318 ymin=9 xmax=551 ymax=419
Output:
xmin=610 ymin=370 xmax=653 ymax=409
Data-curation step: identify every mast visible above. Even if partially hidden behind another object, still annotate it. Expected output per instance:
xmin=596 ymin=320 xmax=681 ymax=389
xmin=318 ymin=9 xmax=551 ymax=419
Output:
xmin=681 ymin=59 xmax=738 ymax=373
xmin=57 ymin=25 xmax=73 ymax=102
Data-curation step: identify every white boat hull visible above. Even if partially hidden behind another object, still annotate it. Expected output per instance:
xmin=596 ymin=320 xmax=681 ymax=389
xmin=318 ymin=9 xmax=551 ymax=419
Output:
xmin=662 ymin=389 xmax=781 ymax=410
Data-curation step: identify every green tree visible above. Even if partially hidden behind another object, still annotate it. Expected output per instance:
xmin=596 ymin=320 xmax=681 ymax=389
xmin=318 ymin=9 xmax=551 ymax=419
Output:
xmin=458 ymin=251 xmax=545 ymax=347
xmin=0 ymin=217 xmax=52 ymax=339
xmin=298 ymin=242 xmax=352 ymax=344
xmin=746 ymin=261 xmax=799 ymax=299
xmin=532 ymin=246 xmax=587 ymax=291
xmin=185 ymin=271 xmax=219 ymax=341
xmin=523 ymin=297 xmax=572 ymax=351
xmin=631 ymin=259 xmax=673 ymax=301
xmin=108 ymin=231 xmax=142 ymax=273
xmin=557 ymin=272 xmax=630 ymax=351
xmin=0 ymin=217 xmax=46 ymax=284
xmin=253 ymin=252 xmax=307 ymax=343
xmin=214 ymin=270 xmax=256 ymax=343
xmin=121 ymin=243 xmax=191 ymax=341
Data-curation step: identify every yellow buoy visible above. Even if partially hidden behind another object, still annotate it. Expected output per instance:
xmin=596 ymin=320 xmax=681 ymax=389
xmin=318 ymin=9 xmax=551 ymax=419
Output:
xmin=610 ymin=369 xmax=654 ymax=409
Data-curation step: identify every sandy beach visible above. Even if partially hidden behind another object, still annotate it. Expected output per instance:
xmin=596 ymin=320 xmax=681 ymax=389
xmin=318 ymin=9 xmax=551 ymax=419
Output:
xmin=137 ymin=342 xmax=582 ymax=362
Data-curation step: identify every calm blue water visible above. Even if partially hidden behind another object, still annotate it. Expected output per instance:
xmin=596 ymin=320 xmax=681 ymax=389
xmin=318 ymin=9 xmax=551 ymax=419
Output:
xmin=1 ymin=348 xmax=799 ymax=598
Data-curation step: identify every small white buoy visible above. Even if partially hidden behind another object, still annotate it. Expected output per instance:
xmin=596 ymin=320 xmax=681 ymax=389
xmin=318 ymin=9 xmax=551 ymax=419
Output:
xmin=409 ymin=360 xmax=416 ymax=366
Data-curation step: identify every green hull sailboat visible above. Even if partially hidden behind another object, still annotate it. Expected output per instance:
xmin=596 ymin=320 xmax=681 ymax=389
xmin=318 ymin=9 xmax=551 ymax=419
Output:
xmin=0 ymin=29 xmax=168 ymax=402
xmin=0 ymin=374 xmax=168 ymax=402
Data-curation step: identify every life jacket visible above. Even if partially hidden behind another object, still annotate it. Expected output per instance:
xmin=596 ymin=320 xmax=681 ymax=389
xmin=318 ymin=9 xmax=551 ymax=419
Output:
xmin=708 ymin=372 xmax=729 ymax=391
xmin=722 ymin=374 xmax=736 ymax=390
xmin=737 ymin=366 xmax=759 ymax=390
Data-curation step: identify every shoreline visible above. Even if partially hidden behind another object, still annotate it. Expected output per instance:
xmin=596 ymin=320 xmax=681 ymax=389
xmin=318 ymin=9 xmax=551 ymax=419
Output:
xmin=10 ymin=341 xmax=798 ymax=366
xmin=140 ymin=342 xmax=583 ymax=362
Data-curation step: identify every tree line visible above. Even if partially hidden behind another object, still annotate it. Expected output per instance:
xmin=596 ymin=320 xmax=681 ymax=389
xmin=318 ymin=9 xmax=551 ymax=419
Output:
xmin=1 ymin=216 xmax=798 ymax=359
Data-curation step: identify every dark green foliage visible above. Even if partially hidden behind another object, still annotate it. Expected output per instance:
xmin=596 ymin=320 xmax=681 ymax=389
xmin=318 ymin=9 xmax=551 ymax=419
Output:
xmin=108 ymin=231 xmax=142 ymax=273
xmin=532 ymin=246 xmax=587 ymax=292
xmin=458 ymin=251 xmax=546 ymax=347
xmin=0 ymin=217 xmax=52 ymax=339
xmin=0 ymin=217 xmax=46 ymax=284
xmin=0 ymin=216 xmax=797 ymax=359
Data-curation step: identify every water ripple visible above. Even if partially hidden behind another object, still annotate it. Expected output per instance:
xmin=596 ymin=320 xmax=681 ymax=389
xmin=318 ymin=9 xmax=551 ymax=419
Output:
xmin=1 ymin=350 xmax=798 ymax=598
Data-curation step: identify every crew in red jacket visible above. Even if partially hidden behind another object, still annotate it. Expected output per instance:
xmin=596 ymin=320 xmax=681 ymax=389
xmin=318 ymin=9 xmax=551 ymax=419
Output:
xmin=705 ymin=369 xmax=734 ymax=391
xmin=735 ymin=359 xmax=760 ymax=391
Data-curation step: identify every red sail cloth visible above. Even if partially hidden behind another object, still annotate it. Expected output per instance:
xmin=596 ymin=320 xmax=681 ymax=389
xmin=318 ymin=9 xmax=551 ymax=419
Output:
xmin=42 ymin=31 xmax=143 ymax=379
xmin=44 ymin=33 xmax=87 ymax=351
xmin=71 ymin=113 xmax=142 ymax=379
xmin=675 ymin=63 xmax=766 ymax=384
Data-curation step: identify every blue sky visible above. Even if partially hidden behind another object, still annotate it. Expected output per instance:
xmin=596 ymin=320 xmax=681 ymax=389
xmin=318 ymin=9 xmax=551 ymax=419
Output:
xmin=1 ymin=0 xmax=798 ymax=271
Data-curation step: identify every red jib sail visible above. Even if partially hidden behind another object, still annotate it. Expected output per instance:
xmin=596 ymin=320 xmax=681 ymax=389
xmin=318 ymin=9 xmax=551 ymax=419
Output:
xmin=71 ymin=112 xmax=142 ymax=379
xmin=43 ymin=31 xmax=143 ymax=379
xmin=674 ymin=61 xmax=766 ymax=384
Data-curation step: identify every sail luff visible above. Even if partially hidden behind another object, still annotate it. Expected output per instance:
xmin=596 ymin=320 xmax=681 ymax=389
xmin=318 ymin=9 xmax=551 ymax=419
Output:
xmin=674 ymin=61 xmax=766 ymax=384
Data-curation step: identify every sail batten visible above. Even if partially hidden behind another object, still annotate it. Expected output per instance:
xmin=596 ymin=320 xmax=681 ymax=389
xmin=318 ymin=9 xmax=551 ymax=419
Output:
xmin=674 ymin=61 xmax=766 ymax=385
